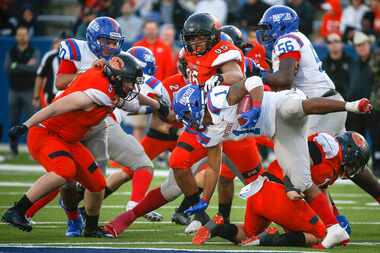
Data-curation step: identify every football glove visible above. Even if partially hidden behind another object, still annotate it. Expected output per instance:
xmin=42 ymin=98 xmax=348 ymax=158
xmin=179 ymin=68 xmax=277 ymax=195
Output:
xmin=238 ymin=107 xmax=261 ymax=129
xmin=157 ymin=97 xmax=170 ymax=121
xmin=184 ymin=199 xmax=209 ymax=215
xmin=9 ymin=124 xmax=28 ymax=142
xmin=203 ymin=74 xmax=224 ymax=93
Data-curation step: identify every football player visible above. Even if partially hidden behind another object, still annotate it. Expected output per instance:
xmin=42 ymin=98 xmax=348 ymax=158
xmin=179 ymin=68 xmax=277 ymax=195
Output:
xmin=1 ymin=54 xmax=142 ymax=237
xmin=171 ymin=77 xmax=371 ymax=247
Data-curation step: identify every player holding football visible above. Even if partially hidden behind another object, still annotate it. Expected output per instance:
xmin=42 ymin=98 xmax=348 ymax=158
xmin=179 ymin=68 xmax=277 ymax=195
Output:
xmin=1 ymin=53 xmax=143 ymax=237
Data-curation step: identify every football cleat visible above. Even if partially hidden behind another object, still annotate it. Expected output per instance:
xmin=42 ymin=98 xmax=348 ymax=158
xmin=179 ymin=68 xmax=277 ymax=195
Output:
xmin=192 ymin=226 xmax=211 ymax=245
xmin=321 ymin=223 xmax=350 ymax=248
xmin=240 ymin=235 xmax=261 ymax=246
xmin=144 ymin=211 xmax=163 ymax=222
xmin=171 ymin=209 xmax=191 ymax=225
xmin=185 ymin=220 xmax=202 ymax=234
xmin=1 ymin=207 xmax=32 ymax=232
xmin=65 ymin=216 xmax=84 ymax=237
xmin=83 ymin=226 xmax=114 ymax=238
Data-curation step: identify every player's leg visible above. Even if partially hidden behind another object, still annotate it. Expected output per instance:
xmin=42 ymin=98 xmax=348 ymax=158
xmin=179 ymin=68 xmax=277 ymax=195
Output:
xmin=2 ymin=127 xmax=76 ymax=232
xmin=71 ymin=142 xmax=109 ymax=237
xmin=25 ymin=189 xmax=59 ymax=220
xmin=275 ymin=92 xmax=349 ymax=248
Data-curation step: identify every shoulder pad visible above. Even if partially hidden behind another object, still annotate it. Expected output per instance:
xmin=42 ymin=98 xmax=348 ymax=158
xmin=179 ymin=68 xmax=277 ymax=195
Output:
xmin=59 ymin=39 xmax=84 ymax=61
xmin=273 ymin=34 xmax=302 ymax=57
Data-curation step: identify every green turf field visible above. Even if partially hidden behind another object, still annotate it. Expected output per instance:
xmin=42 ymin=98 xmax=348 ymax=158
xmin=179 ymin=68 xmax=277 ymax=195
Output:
xmin=0 ymin=155 xmax=379 ymax=253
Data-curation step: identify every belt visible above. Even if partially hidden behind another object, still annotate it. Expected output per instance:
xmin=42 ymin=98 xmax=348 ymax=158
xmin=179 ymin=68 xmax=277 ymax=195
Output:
xmin=242 ymin=165 xmax=262 ymax=179
xmin=321 ymin=89 xmax=338 ymax=97
xmin=147 ymin=128 xmax=178 ymax=141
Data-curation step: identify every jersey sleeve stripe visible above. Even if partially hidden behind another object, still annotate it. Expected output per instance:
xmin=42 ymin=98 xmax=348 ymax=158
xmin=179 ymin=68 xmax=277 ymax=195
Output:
xmin=197 ymin=132 xmax=211 ymax=145
xmin=146 ymin=77 xmax=160 ymax=89
xmin=64 ymin=40 xmax=73 ymax=60
xmin=66 ymin=39 xmax=81 ymax=61
xmin=207 ymin=93 xmax=221 ymax=115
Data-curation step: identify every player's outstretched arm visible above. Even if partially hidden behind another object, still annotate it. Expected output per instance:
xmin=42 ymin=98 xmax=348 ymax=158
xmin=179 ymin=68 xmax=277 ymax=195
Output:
xmin=351 ymin=166 xmax=380 ymax=203
xmin=302 ymin=97 xmax=372 ymax=115
xmin=24 ymin=91 xmax=94 ymax=128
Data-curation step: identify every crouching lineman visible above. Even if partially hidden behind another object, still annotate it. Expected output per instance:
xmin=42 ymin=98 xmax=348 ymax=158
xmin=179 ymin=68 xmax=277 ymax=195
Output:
xmin=173 ymin=79 xmax=370 ymax=247
xmin=194 ymin=131 xmax=371 ymax=248
xmin=1 ymin=54 xmax=144 ymax=237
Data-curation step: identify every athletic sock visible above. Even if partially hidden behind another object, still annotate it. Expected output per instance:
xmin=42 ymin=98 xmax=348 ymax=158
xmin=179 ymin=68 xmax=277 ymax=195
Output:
xmin=260 ymin=231 xmax=306 ymax=247
xmin=26 ymin=189 xmax=59 ymax=218
xmin=133 ymin=187 xmax=168 ymax=217
xmin=14 ymin=195 xmax=33 ymax=215
xmin=104 ymin=187 xmax=114 ymax=200
xmin=308 ymin=192 xmax=338 ymax=227
xmin=85 ymin=214 xmax=99 ymax=231
xmin=218 ymin=202 xmax=232 ymax=223
xmin=213 ymin=223 xmax=239 ymax=244
xmin=130 ymin=168 xmax=153 ymax=203
xmin=177 ymin=187 xmax=203 ymax=212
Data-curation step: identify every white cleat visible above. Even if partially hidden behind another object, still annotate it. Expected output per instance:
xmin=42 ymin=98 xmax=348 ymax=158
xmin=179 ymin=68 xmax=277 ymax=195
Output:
xmin=185 ymin=220 xmax=202 ymax=234
xmin=321 ymin=223 xmax=350 ymax=248
xmin=126 ymin=200 xmax=163 ymax=222
xmin=240 ymin=235 xmax=260 ymax=246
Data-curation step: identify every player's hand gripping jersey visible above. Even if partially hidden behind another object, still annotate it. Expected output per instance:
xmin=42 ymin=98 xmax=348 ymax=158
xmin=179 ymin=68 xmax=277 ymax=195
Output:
xmin=271 ymin=32 xmax=335 ymax=96
xmin=184 ymin=40 xmax=244 ymax=85
xmin=42 ymin=67 xmax=115 ymax=142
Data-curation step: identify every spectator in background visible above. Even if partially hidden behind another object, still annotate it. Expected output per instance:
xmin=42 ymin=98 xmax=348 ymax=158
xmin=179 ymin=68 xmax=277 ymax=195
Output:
xmin=74 ymin=7 xmax=96 ymax=39
xmin=117 ymin=1 xmax=143 ymax=43
xmin=246 ymin=28 xmax=269 ymax=69
xmin=362 ymin=0 xmax=380 ymax=38
xmin=346 ymin=31 xmax=374 ymax=136
xmin=33 ymin=37 xmax=62 ymax=109
xmin=239 ymin=0 xmax=270 ymax=29
xmin=195 ymin=0 xmax=228 ymax=25
xmin=322 ymin=33 xmax=352 ymax=99
xmin=369 ymin=46 xmax=380 ymax=176
xmin=0 ymin=0 xmax=17 ymax=36
xmin=160 ymin=24 xmax=179 ymax=75
xmin=18 ymin=5 xmax=39 ymax=37
xmin=320 ymin=0 xmax=342 ymax=38
xmin=134 ymin=20 xmax=175 ymax=80
xmin=4 ymin=26 xmax=39 ymax=155
xmin=340 ymin=0 xmax=369 ymax=36
xmin=286 ymin=0 xmax=315 ymax=37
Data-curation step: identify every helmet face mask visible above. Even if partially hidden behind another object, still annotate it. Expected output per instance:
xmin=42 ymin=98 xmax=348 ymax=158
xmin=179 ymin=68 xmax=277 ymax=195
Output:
xmin=97 ymin=36 xmax=123 ymax=58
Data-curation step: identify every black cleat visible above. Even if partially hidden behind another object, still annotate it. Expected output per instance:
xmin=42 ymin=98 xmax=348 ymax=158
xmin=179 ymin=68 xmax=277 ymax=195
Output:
xmin=2 ymin=207 xmax=32 ymax=232
xmin=83 ymin=226 xmax=114 ymax=238
xmin=171 ymin=209 xmax=191 ymax=225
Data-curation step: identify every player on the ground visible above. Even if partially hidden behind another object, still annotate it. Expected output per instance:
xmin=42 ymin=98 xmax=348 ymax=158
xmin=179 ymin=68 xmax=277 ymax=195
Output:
xmin=194 ymin=131 xmax=371 ymax=247
xmin=1 ymin=53 xmax=143 ymax=237
xmin=255 ymin=5 xmax=346 ymax=136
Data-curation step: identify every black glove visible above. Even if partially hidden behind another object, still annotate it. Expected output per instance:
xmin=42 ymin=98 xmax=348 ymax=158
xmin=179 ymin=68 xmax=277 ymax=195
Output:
xmin=9 ymin=124 xmax=28 ymax=142
xmin=157 ymin=98 xmax=170 ymax=121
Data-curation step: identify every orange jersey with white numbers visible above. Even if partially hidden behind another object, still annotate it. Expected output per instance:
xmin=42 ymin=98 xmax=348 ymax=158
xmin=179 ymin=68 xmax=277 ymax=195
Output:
xmin=184 ymin=40 xmax=244 ymax=85
xmin=42 ymin=67 xmax=115 ymax=143
xmin=268 ymin=132 xmax=343 ymax=188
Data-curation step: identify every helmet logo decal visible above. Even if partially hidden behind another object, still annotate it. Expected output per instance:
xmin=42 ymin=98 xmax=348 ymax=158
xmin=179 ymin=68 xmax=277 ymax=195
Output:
xmin=272 ymin=13 xmax=293 ymax=22
xmin=179 ymin=87 xmax=196 ymax=105
xmin=352 ymin=133 xmax=365 ymax=148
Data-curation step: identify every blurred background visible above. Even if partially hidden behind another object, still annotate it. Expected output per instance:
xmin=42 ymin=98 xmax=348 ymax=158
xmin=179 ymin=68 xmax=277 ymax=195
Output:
xmin=0 ymin=0 xmax=379 ymax=175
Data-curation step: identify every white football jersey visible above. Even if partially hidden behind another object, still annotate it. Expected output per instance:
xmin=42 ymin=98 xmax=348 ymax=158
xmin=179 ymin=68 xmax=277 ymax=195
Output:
xmin=58 ymin=38 xmax=98 ymax=73
xmin=199 ymin=85 xmax=280 ymax=148
xmin=271 ymin=31 xmax=335 ymax=96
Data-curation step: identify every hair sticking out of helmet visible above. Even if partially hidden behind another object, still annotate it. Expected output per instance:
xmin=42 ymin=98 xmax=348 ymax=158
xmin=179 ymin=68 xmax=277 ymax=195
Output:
xmin=181 ymin=13 xmax=220 ymax=56
xmin=336 ymin=131 xmax=370 ymax=179
xmin=255 ymin=5 xmax=299 ymax=51
xmin=104 ymin=53 xmax=144 ymax=101
xmin=127 ymin=46 xmax=156 ymax=76
xmin=86 ymin=16 xmax=124 ymax=60
xmin=173 ymin=84 xmax=206 ymax=131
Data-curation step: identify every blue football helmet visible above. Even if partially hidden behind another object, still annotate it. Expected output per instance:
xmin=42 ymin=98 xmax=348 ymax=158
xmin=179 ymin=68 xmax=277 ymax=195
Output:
xmin=86 ymin=16 xmax=124 ymax=60
xmin=127 ymin=46 xmax=156 ymax=76
xmin=336 ymin=131 xmax=370 ymax=179
xmin=255 ymin=5 xmax=299 ymax=51
xmin=173 ymin=85 xmax=205 ymax=130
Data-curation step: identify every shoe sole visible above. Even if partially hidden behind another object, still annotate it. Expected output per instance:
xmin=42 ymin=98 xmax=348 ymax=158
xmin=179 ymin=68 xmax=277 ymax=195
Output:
xmin=1 ymin=216 xmax=32 ymax=232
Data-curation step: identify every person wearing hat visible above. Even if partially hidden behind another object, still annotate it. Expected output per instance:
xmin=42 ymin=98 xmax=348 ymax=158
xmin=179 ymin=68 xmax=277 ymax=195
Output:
xmin=322 ymin=33 xmax=353 ymax=99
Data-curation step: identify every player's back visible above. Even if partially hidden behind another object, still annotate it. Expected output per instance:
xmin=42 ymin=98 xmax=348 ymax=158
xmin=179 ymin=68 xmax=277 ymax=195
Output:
xmin=272 ymin=31 xmax=335 ymax=96
xmin=42 ymin=67 xmax=114 ymax=143
xmin=59 ymin=38 xmax=98 ymax=73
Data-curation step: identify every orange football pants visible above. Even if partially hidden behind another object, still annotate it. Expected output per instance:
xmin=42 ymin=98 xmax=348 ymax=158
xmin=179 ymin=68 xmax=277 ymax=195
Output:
xmin=27 ymin=126 xmax=106 ymax=192
xmin=243 ymin=180 xmax=326 ymax=239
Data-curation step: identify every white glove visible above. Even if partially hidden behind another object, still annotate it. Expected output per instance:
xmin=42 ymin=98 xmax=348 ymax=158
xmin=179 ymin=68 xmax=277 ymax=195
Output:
xmin=203 ymin=74 xmax=224 ymax=93
xmin=345 ymin=98 xmax=372 ymax=113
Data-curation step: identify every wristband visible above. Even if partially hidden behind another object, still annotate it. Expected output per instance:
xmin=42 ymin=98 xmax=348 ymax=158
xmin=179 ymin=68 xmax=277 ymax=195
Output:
xmin=344 ymin=101 xmax=358 ymax=112
xmin=244 ymin=76 xmax=263 ymax=92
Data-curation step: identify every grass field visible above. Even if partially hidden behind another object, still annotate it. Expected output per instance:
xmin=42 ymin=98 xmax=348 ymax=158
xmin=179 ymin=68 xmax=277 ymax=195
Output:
xmin=0 ymin=153 xmax=379 ymax=253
